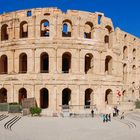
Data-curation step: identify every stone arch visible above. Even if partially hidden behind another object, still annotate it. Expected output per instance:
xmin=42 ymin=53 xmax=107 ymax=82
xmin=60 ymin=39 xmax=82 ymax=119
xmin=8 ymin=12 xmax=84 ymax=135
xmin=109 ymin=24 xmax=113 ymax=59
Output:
xmin=20 ymin=21 xmax=28 ymax=38
xmin=62 ymin=88 xmax=71 ymax=109
xmin=40 ymin=52 xmax=49 ymax=73
xmin=132 ymin=65 xmax=136 ymax=74
xmin=122 ymin=90 xmax=126 ymax=96
xmin=104 ymin=25 xmax=112 ymax=48
xmin=1 ymin=24 xmax=9 ymax=41
xmin=27 ymin=11 xmax=32 ymax=17
xmin=40 ymin=19 xmax=49 ymax=37
xmin=104 ymin=35 xmax=109 ymax=44
xmin=131 ymin=89 xmax=135 ymax=100
xmin=0 ymin=88 xmax=7 ymax=103
xmin=0 ymin=55 xmax=8 ymax=74
xmin=123 ymin=63 xmax=127 ymax=73
xmin=85 ymin=88 xmax=93 ymax=109
xmin=132 ymin=48 xmax=136 ymax=60
xmin=123 ymin=63 xmax=127 ymax=82
xmin=105 ymin=89 xmax=113 ymax=105
xmin=122 ymin=90 xmax=126 ymax=101
xmin=84 ymin=22 xmax=93 ymax=39
xmin=62 ymin=19 xmax=72 ymax=37
xmin=18 ymin=88 xmax=27 ymax=104
xmin=124 ymin=34 xmax=127 ymax=39
xmin=19 ymin=53 xmax=27 ymax=73
xmin=85 ymin=53 xmax=94 ymax=74
xmin=105 ymin=25 xmax=112 ymax=33
xmin=123 ymin=46 xmax=128 ymax=59
xmin=105 ymin=55 xmax=112 ymax=75
xmin=40 ymin=88 xmax=49 ymax=109
xmin=62 ymin=52 xmax=71 ymax=73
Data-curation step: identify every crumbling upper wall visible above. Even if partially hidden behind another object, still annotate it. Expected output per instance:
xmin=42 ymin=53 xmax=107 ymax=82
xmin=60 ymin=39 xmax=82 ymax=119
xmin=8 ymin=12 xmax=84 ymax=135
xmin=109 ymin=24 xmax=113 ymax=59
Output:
xmin=0 ymin=7 xmax=139 ymax=49
xmin=115 ymin=27 xmax=140 ymax=45
xmin=0 ymin=7 xmax=114 ymax=27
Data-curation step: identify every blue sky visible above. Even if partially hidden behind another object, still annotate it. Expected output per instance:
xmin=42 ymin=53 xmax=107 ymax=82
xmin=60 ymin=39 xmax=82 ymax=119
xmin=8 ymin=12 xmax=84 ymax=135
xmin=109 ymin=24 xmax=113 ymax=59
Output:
xmin=0 ymin=0 xmax=139 ymax=38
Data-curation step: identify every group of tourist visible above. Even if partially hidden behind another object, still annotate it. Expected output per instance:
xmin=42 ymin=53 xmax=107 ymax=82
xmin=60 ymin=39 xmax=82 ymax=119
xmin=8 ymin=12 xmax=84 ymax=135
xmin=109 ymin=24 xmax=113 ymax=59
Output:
xmin=90 ymin=106 xmax=125 ymax=122
xmin=100 ymin=106 xmax=125 ymax=123
xmin=102 ymin=114 xmax=111 ymax=123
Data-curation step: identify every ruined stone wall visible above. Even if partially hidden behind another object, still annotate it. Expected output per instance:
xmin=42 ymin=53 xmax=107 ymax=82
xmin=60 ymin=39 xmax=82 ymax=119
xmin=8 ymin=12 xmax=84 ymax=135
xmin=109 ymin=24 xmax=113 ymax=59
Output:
xmin=0 ymin=8 xmax=139 ymax=114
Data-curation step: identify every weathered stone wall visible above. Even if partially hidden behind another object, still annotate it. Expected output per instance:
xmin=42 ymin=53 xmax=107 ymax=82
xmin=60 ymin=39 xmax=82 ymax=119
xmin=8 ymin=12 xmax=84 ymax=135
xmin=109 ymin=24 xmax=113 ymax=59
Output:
xmin=0 ymin=8 xmax=140 ymax=114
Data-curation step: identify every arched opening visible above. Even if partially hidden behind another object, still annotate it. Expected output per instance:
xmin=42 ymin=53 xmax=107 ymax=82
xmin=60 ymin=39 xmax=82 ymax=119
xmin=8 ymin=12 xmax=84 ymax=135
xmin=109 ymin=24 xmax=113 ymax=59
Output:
xmin=104 ymin=35 xmax=109 ymax=44
xmin=132 ymin=65 xmax=136 ymax=74
xmin=122 ymin=90 xmax=126 ymax=101
xmin=105 ymin=56 xmax=112 ymax=75
xmin=85 ymin=53 xmax=93 ymax=74
xmin=40 ymin=20 xmax=49 ymax=37
xmin=0 ymin=88 xmax=7 ymax=103
xmin=132 ymin=49 xmax=136 ymax=60
xmin=124 ymin=34 xmax=127 ymax=39
xmin=85 ymin=88 xmax=93 ymax=109
xmin=123 ymin=63 xmax=127 ymax=73
xmin=132 ymin=90 xmax=135 ymax=100
xmin=40 ymin=88 xmax=49 ymax=109
xmin=62 ymin=88 xmax=71 ymax=109
xmin=105 ymin=89 xmax=113 ymax=105
xmin=44 ymin=13 xmax=50 ymax=16
xmin=20 ymin=21 xmax=28 ymax=38
xmin=105 ymin=25 xmax=112 ymax=34
xmin=40 ymin=52 xmax=49 ymax=73
xmin=19 ymin=88 xmax=27 ymax=104
xmin=1 ymin=24 xmax=9 ymax=41
xmin=27 ymin=11 xmax=32 ymax=17
xmin=19 ymin=53 xmax=27 ymax=73
xmin=123 ymin=46 xmax=128 ymax=59
xmin=84 ymin=22 xmax=93 ymax=39
xmin=62 ymin=20 xmax=72 ymax=37
xmin=104 ymin=25 xmax=112 ymax=48
xmin=62 ymin=52 xmax=71 ymax=73
xmin=98 ymin=15 xmax=102 ymax=25
xmin=123 ymin=63 xmax=127 ymax=83
xmin=0 ymin=55 xmax=8 ymax=74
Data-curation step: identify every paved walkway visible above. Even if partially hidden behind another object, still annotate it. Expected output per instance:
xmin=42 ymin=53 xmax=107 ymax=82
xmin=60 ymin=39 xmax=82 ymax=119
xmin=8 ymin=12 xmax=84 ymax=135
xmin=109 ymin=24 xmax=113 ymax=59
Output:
xmin=0 ymin=111 xmax=140 ymax=140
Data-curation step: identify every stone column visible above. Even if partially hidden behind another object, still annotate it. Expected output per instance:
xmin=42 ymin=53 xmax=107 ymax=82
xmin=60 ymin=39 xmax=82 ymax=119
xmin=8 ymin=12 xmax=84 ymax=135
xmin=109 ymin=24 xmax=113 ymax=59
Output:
xmin=56 ymin=16 xmax=62 ymax=38
xmin=72 ymin=49 xmax=79 ymax=74
xmin=80 ymin=50 xmax=85 ymax=74
xmin=31 ymin=49 xmax=35 ymax=73
xmin=109 ymin=31 xmax=114 ymax=49
xmin=9 ymin=50 xmax=15 ymax=74
xmin=14 ymin=19 xmax=20 ymax=40
xmin=35 ymin=50 xmax=40 ymax=73
xmin=52 ymin=85 xmax=57 ymax=111
xmin=35 ymin=18 xmax=40 ymax=39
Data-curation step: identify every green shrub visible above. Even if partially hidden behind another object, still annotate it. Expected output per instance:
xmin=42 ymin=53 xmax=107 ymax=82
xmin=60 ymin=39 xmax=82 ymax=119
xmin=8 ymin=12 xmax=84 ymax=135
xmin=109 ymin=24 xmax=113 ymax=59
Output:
xmin=30 ymin=107 xmax=42 ymax=116
xmin=135 ymin=100 xmax=140 ymax=108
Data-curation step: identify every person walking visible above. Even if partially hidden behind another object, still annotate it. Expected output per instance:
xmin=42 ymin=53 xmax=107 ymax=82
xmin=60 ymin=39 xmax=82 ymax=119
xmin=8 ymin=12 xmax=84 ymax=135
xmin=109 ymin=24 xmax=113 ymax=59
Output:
xmin=120 ymin=112 xmax=124 ymax=119
xmin=91 ymin=109 xmax=94 ymax=118
xmin=105 ymin=114 xmax=108 ymax=122
xmin=102 ymin=114 xmax=106 ymax=123
xmin=108 ymin=113 xmax=111 ymax=121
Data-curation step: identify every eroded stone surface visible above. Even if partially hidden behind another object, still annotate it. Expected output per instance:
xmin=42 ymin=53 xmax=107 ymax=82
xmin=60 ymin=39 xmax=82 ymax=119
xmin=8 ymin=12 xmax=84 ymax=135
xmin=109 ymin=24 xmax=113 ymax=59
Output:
xmin=0 ymin=8 xmax=140 ymax=114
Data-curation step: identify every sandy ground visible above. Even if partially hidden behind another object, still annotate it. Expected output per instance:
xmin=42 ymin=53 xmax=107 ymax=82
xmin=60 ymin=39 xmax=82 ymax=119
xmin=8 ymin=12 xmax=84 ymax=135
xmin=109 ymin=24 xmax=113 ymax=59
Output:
xmin=0 ymin=111 xmax=140 ymax=140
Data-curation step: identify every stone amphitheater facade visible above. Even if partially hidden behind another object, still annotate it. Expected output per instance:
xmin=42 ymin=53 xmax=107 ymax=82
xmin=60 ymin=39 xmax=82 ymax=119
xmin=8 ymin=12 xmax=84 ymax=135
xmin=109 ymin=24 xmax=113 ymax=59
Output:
xmin=0 ymin=7 xmax=140 ymax=115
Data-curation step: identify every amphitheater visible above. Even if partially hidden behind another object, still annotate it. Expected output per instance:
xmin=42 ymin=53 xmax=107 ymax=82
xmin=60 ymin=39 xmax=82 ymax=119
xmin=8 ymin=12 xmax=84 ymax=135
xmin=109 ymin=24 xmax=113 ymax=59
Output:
xmin=0 ymin=7 xmax=140 ymax=115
